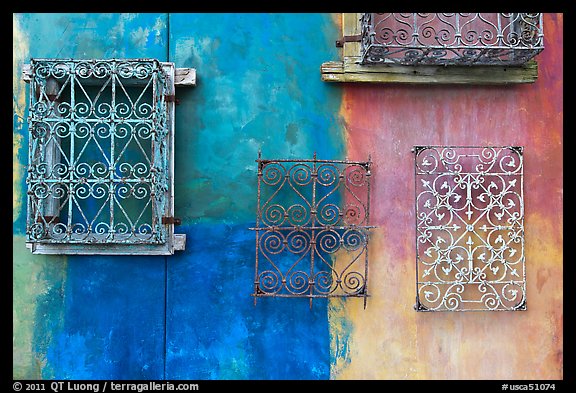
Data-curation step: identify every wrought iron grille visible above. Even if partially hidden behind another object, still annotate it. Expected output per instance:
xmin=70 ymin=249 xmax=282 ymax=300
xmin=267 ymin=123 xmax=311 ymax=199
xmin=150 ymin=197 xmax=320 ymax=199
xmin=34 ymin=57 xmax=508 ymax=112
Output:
xmin=413 ymin=146 xmax=525 ymax=311
xmin=26 ymin=59 xmax=174 ymax=252
xmin=360 ymin=13 xmax=544 ymax=66
xmin=251 ymin=153 xmax=373 ymax=307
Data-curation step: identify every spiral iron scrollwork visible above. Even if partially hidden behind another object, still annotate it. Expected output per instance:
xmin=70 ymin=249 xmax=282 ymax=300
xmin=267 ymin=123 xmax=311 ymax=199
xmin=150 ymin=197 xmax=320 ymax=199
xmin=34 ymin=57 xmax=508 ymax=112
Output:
xmin=414 ymin=146 xmax=525 ymax=311
xmin=26 ymin=59 xmax=171 ymax=246
xmin=360 ymin=13 xmax=543 ymax=66
xmin=252 ymin=154 xmax=373 ymax=306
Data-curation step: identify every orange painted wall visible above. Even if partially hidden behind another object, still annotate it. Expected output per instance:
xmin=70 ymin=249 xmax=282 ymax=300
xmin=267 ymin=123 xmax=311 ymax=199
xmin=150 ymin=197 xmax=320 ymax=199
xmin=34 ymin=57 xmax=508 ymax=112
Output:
xmin=329 ymin=13 xmax=563 ymax=379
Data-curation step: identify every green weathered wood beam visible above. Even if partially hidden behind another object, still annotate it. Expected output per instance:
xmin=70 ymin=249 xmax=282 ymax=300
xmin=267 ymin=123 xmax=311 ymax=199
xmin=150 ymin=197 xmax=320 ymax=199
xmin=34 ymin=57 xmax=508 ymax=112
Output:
xmin=321 ymin=60 xmax=539 ymax=85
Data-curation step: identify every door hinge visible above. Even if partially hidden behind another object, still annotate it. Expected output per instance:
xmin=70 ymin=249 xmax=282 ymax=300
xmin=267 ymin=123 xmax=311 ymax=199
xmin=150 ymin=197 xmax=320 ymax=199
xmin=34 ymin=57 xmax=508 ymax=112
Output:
xmin=162 ymin=216 xmax=182 ymax=225
xmin=164 ymin=94 xmax=180 ymax=105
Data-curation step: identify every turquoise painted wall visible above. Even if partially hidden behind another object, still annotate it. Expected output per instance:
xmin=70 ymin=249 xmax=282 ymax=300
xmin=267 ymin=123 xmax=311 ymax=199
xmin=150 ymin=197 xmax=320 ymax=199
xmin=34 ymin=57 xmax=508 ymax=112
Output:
xmin=13 ymin=13 xmax=343 ymax=379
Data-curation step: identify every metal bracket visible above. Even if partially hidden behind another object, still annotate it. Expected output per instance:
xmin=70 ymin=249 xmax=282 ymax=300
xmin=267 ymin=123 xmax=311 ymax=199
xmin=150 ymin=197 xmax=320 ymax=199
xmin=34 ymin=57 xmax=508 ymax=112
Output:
xmin=162 ymin=216 xmax=182 ymax=225
xmin=22 ymin=64 xmax=32 ymax=83
xmin=164 ymin=94 xmax=180 ymax=105
xmin=335 ymin=34 xmax=362 ymax=47
xmin=413 ymin=296 xmax=429 ymax=311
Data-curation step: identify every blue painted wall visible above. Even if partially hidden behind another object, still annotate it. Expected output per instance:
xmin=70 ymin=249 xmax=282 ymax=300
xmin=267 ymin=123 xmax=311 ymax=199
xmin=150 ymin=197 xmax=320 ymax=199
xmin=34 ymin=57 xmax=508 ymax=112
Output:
xmin=166 ymin=14 xmax=342 ymax=378
xmin=13 ymin=13 xmax=342 ymax=379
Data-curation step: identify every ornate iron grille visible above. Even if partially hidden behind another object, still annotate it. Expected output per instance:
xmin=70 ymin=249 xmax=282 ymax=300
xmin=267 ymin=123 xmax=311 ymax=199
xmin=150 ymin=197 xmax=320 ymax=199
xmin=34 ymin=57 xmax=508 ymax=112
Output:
xmin=251 ymin=153 xmax=373 ymax=307
xmin=26 ymin=59 xmax=174 ymax=252
xmin=413 ymin=146 xmax=525 ymax=311
xmin=360 ymin=13 xmax=544 ymax=66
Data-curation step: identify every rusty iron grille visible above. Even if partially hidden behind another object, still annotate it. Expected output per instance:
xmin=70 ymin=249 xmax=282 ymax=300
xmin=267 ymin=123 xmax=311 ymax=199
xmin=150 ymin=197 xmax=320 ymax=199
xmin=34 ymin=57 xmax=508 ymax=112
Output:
xmin=360 ymin=13 xmax=544 ymax=66
xmin=413 ymin=146 xmax=525 ymax=311
xmin=251 ymin=153 xmax=373 ymax=307
xmin=26 ymin=59 xmax=171 ymax=246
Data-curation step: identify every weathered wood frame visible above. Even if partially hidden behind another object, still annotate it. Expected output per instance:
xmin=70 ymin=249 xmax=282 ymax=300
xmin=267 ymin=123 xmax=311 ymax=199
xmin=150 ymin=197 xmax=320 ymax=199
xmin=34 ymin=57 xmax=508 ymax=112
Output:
xmin=321 ymin=13 xmax=539 ymax=84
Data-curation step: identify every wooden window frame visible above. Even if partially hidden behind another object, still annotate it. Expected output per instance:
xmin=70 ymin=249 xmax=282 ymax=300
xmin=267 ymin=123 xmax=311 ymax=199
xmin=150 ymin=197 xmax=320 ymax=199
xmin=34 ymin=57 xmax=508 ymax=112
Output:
xmin=22 ymin=59 xmax=195 ymax=255
xmin=321 ymin=13 xmax=540 ymax=85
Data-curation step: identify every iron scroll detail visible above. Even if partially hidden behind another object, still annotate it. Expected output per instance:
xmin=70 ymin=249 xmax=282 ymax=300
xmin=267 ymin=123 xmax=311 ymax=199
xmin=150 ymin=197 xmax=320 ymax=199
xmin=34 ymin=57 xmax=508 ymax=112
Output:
xmin=360 ymin=13 xmax=544 ymax=66
xmin=25 ymin=59 xmax=171 ymax=247
xmin=413 ymin=146 xmax=526 ymax=311
xmin=251 ymin=152 xmax=374 ymax=308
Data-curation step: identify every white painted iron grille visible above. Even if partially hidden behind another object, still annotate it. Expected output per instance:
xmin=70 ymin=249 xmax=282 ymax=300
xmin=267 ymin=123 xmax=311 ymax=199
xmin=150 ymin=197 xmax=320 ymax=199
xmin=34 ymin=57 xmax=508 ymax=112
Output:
xmin=414 ymin=146 xmax=525 ymax=311
xmin=361 ymin=13 xmax=544 ymax=66
xmin=26 ymin=59 xmax=171 ymax=247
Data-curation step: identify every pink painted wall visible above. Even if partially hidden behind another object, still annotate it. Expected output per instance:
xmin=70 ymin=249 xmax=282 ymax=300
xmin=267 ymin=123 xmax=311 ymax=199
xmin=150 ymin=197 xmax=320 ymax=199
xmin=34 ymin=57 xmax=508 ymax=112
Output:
xmin=329 ymin=13 xmax=562 ymax=379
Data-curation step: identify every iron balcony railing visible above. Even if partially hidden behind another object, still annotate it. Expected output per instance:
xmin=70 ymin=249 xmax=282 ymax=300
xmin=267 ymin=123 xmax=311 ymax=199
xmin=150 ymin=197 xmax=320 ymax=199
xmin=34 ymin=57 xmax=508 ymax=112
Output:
xmin=360 ymin=13 xmax=544 ymax=66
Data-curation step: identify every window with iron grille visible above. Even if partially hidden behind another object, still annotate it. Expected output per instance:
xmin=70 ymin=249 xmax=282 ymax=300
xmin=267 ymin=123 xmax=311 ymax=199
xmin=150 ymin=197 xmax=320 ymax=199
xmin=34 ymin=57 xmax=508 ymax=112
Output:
xmin=321 ymin=13 xmax=544 ymax=84
xmin=413 ymin=146 xmax=525 ymax=311
xmin=24 ymin=58 xmax=185 ymax=255
xmin=361 ymin=13 xmax=543 ymax=66
xmin=251 ymin=153 xmax=374 ymax=308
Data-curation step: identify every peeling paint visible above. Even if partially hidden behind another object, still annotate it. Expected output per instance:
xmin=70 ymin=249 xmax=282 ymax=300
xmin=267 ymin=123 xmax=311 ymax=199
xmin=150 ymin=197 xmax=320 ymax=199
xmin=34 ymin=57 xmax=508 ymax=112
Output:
xmin=13 ymin=14 xmax=28 ymax=225
xmin=153 ymin=16 xmax=166 ymax=45
xmin=328 ymin=298 xmax=352 ymax=377
xmin=13 ymin=236 xmax=67 ymax=379
xmin=130 ymin=26 xmax=150 ymax=49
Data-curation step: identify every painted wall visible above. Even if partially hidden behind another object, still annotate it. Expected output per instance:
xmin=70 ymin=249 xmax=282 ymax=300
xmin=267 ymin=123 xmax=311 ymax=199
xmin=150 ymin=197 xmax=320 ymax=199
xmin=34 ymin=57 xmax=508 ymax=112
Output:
xmin=13 ymin=12 xmax=339 ymax=380
xmin=13 ymin=13 xmax=562 ymax=380
xmin=331 ymin=13 xmax=563 ymax=380
xmin=14 ymin=13 xmax=173 ymax=380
